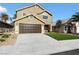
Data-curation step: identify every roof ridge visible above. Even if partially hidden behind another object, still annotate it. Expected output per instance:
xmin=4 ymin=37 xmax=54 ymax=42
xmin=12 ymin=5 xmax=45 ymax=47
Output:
xmin=16 ymin=4 xmax=38 ymax=11
xmin=16 ymin=4 xmax=52 ymax=16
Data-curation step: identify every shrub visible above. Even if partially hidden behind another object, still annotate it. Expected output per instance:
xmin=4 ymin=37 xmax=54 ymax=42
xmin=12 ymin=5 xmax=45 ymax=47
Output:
xmin=0 ymin=39 xmax=5 ymax=42
xmin=1 ymin=34 xmax=10 ymax=38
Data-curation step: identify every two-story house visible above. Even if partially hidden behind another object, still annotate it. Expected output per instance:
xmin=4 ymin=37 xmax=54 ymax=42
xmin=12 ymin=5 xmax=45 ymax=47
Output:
xmin=14 ymin=4 xmax=52 ymax=33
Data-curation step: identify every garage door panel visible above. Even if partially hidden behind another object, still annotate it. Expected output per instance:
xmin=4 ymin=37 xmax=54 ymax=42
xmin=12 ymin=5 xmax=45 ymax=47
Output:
xmin=19 ymin=24 xmax=41 ymax=33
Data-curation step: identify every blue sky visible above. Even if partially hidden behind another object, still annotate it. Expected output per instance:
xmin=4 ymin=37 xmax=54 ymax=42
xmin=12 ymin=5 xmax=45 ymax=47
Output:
xmin=0 ymin=3 xmax=79 ymax=23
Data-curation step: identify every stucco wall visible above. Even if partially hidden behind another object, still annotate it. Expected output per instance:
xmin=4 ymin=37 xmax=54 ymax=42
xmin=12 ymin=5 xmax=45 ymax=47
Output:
xmin=37 ymin=12 xmax=52 ymax=24
xmin=16 ymin=5 xmax=52 ymax=25
xmin=16 ymin=5 xmax=43 ymax=19
xmin=76 ymin=22 xmax=79 ymax=33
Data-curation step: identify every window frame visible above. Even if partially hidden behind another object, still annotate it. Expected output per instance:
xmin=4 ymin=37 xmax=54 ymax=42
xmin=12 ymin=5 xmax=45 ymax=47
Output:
xmin=23 ymin=13 xmax=26 ymax=16
xmin=43 ymin=15 xmax=48 ymax=19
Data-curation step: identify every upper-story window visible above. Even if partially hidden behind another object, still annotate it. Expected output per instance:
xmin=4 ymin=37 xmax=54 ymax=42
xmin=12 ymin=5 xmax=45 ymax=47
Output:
xmin=23 ymin=13 xmax=26 ymax=16
xmin=35 ymin=5 xmax=38 ymax=8
xmin=43 ymin=15 xmax=48 ymax=19
xmin=28 ymin=15 xmax=34 ymax=20
xmin=28 ymin=16 xmax=33 ymax=19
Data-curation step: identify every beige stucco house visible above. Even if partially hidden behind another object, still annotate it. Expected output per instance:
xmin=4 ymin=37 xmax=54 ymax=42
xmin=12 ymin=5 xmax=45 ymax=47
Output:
xmin=13 ymin=4 xmax=52 ymax=34
xmin=62 ymin=19 xmax=79 ymax=34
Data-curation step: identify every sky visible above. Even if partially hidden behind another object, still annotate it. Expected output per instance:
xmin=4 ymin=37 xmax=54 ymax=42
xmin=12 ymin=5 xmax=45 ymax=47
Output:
xmin=0 ymin=3 xmax=79 ymax=23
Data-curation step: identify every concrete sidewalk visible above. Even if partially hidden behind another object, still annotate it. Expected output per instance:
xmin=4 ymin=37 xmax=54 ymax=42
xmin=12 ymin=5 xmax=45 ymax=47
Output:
xmin=0 ymin=34 xmax=79 ymax=54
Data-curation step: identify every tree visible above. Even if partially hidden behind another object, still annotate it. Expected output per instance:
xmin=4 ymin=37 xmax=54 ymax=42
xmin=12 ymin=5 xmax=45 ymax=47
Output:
xmin=1 ymin=13 xmax=8 ymax=23
xmin=56 ymin=20 xmax=62 ymax=28
xmin=71 ymin=12 xmax=79 ymax=22
xmin=56 ymin=20 xmax=62 ymax=32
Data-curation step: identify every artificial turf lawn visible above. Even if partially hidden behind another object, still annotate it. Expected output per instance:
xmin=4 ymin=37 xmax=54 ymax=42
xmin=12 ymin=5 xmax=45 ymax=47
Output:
xmin=47 ymin=32 xmax=79 ymax=40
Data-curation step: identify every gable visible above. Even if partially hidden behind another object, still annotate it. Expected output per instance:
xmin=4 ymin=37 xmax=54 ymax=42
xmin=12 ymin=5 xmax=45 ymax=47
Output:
xmin=16 ymin=4 xmax=44 ymax=14
xmin=14 ymin=15 xmax=45 ymax=24
xmin=16 ymin=4 xmax=45 ymax=18
xmin=16 ymin=4 xmax=44 ymax=12
xmin=16 ymin=4 xmax=52 ymax=17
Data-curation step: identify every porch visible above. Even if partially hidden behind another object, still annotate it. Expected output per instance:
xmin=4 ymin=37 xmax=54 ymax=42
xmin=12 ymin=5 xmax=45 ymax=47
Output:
xmin=44 ymin=24 xmax=52 ymax=33
xmin=64 ymin=23 xmax=76 ymax=34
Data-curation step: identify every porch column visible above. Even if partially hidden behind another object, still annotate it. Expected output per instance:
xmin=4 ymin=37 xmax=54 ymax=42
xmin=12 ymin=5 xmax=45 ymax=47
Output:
xmin=15 ymin=23 xmax=19 ymax=34
xmin=41 ymin=24 xmax=45 ymax=33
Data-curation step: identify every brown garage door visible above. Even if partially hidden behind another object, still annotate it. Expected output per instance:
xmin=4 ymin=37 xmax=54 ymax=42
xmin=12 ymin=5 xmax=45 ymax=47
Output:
xmin=19 ymin=24 xmax=41 ymax=33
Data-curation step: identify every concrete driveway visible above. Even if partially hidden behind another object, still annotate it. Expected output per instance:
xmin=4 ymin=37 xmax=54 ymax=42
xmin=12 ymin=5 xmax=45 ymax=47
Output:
xmin=0 ymin=33 xmax=58 ymax=54
xmin=0 ymin=33 xmax=79 ymax=55
xmin=14 ymin=33 xmax=58 ymax=54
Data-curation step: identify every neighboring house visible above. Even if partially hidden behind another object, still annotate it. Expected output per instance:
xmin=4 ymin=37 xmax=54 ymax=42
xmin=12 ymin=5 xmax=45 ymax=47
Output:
xmin=61 ymin=19 xmax=77 ymax=34
xmin=55 ymin=19 xmax=73 ymax=33
xmin=62 ymin=20 xmax=69 ymax=33
xmin=13 ymin=4 xmax=52 ymax=34
xmin=74 ymin=22 xmax=79 ymax=34
xmin=0 ymin=20 xmax=13 ymax=33
xmin=52 ymin=20 xmax=76 ymax=34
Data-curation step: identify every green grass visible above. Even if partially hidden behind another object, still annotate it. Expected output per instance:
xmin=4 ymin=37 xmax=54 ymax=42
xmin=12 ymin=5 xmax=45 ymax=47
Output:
xmin=47 ymin=32 xmax=79 ymax=40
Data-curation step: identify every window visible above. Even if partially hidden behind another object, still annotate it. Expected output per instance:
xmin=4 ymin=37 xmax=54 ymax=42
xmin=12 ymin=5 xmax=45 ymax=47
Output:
xmin=28 ymin=16 xmax=34 ymax=20
xmin=64 ymin=25 xmax=68 ymax=31
xmin=35 ymin=5 xmax=38 ymax=8
xmin=43 ymin=15 xmax=48 ymax=19
xmin=23 ymin=13 xmax=26 ymax=16
xmin=28 ymin=16 xmax=32 ymax=19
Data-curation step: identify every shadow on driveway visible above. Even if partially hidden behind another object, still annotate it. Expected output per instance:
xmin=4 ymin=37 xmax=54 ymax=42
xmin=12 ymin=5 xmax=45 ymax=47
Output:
xmin=50 ymin=49 xmax=79 ymax=55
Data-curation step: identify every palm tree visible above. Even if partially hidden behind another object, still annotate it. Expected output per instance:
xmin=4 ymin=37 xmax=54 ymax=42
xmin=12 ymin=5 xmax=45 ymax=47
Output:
xmin=69 ymin=12 xmax=79 ymax=33
xmin=71 ymin=12 xmax=79 ymax=22
xmin=1 ymin=13 xmax=8 ymax=23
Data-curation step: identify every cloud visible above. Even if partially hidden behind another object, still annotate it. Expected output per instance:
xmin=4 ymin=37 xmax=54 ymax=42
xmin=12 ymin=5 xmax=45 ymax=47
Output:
xmin=0 ymin=6 xmax=13 ymax=23
xmin=0 ymin=6 xmax=13 ymax=17
xmin=0 ymin=6 xmax=7 ymax=14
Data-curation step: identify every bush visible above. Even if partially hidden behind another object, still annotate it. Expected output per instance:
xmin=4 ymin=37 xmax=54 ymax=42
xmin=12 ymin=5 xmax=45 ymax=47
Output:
xmin=1 ymin=34 xmax=10 ymax=38
xmin=0 ymin=39 xmax=5 ymax=42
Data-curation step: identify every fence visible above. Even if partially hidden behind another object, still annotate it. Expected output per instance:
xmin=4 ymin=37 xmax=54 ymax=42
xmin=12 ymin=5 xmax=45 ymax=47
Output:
xmin=0 ymin=28 xmax=14 ymax=33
